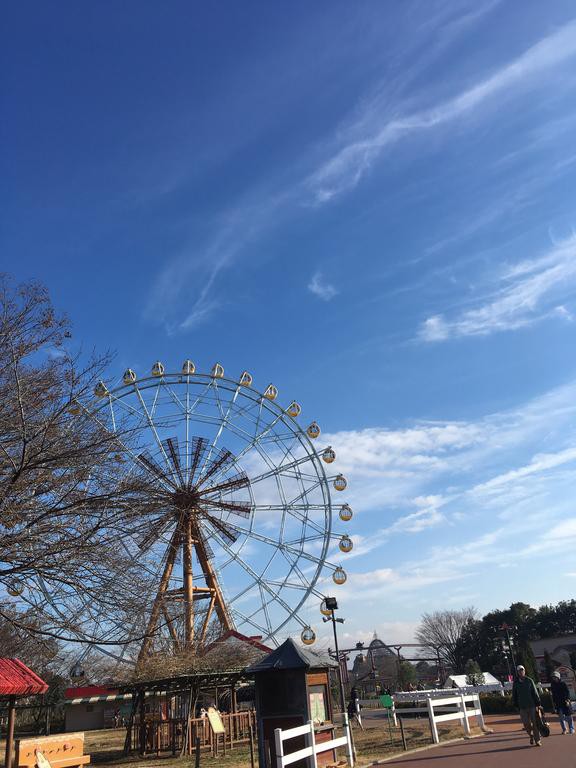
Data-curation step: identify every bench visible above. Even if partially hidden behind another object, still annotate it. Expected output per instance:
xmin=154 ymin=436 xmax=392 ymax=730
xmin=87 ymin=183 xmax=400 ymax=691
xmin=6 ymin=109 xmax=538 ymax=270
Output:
xmin=15 ymin=733 xmax=90 ymax=768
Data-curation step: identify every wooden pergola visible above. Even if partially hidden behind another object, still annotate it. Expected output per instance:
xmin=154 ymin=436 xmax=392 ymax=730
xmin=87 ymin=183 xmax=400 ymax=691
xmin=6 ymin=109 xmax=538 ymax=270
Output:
xmin=0 ymin=659 xmax=48 ymax=768
xmin=121 ymin=667 xmax=255 ymax=757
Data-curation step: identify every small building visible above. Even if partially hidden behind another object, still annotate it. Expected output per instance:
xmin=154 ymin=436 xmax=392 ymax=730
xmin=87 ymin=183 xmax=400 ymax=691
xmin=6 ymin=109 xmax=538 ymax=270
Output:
xmin=247 ymin=637 xmax=338 ymax=768
xmin=64 ymin=686 xmax=133 ymax=731
xmin=531 ymin=634 xmax=576 ymax=681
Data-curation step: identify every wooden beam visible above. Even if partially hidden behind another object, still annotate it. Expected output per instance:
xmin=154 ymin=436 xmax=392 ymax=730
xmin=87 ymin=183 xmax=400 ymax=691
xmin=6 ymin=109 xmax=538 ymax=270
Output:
xmin=199 ymin=593 xmax=216 ymax=645
xmin=183 ymin=515 xmax=194 ymax=648
xmin=5 ymin=696 xmax=16 ymax=768
xmin=192 ymin=520 xmax=234 ymax=633
xmin=138 ymin=526 xmax=180 ymax=662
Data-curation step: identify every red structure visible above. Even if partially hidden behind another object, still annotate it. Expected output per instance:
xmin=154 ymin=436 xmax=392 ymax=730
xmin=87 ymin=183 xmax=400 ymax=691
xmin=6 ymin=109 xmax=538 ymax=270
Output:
xmin=0 ymin=659 xmax=48 ymax=768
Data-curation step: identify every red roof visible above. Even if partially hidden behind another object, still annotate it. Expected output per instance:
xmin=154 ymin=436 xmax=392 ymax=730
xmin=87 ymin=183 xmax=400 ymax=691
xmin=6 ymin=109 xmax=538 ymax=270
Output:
xmin=0 ymin=658 xmax=49 ymax=696
xmin=64 ymin=686 xmax=118 ymax=700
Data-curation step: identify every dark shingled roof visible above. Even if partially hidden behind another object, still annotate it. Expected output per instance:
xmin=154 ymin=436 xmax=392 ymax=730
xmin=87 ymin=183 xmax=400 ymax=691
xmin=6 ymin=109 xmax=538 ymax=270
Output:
xmin=246 ymin=637 xmax=336 ymax=673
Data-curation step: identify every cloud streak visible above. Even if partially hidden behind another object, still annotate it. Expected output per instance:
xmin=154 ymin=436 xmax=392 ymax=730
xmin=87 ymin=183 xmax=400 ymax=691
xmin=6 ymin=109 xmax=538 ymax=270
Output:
xmin=419 ymin=235 xmax=576 ymax=341
xmin=308 ymin=20 xmax=576 ymax=203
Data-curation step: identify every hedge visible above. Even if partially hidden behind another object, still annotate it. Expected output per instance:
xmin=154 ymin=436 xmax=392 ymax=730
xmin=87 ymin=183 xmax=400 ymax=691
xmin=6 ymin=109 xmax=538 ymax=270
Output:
xmin=479 ymin=691 xmax=553 ymax=714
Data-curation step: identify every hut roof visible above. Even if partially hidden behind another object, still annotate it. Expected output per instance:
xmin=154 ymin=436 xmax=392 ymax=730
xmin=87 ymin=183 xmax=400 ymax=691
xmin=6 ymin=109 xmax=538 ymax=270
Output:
xmin=247 ymin=637 xmax=336 ymax=673
xmin=0 ymin=658 xmax=48 ymax=697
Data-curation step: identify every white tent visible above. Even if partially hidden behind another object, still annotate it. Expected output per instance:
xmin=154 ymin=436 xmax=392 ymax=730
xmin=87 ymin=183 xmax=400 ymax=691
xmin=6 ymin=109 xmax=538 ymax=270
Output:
xmin=443 ymin=672 xmax=501 ymax=688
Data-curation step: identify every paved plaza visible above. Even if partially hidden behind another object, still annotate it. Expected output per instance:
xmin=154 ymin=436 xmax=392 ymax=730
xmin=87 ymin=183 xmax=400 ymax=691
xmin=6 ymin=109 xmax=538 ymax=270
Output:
xmin=379 ymin=715 xmax=576 ymax=767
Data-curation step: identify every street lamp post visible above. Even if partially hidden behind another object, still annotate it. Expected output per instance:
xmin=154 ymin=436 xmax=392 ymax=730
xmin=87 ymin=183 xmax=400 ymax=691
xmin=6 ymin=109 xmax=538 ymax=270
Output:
xmin=322 ymin=596 xmax=356 ymax=764
xmin=499 ymin=624 xmax=517 ymax=672
xmin=323 ymin=596 xmax=347 ymax=715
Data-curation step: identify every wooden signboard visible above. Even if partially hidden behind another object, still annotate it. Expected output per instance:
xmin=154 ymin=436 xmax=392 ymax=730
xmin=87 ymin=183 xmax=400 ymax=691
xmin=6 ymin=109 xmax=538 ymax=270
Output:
xmin=15 ymin=733 xmax=90 ymax=768
xmin=207 ymin=706 xmax=225 ymax=734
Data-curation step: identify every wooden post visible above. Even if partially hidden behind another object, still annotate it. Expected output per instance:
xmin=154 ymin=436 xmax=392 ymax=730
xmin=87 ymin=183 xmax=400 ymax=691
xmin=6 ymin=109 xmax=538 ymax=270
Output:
xmin=399 ymin=717 xmax=407 ymax=751
xmin=5 ymin=696 xmax=16 ymax=768
xmin=194 ymin=736 xmax=201 ymax=768
xmin=248 ymin=723 xmax=256 ymax=768
xmin=139 ymin=691 xmax=147 ymax=755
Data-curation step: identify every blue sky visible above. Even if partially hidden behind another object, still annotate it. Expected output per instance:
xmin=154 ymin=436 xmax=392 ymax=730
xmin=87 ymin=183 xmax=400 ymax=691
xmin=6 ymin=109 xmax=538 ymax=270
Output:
xmin=3 ymin=0 xmax=576 ymax=648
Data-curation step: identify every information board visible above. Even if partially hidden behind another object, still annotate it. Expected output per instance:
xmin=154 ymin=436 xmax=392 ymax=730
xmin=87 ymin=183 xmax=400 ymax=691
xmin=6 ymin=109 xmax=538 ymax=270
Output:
xmin=207 ymin=706 xmax=225 ymax=734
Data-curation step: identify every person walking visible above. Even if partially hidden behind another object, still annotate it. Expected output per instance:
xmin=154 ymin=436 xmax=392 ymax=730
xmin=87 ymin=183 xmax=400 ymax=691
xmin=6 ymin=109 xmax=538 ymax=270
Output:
xmin=550 ymin=671 xmax=574 ymax=734
xmin=512 ymin=664 xmax=542 ymax=746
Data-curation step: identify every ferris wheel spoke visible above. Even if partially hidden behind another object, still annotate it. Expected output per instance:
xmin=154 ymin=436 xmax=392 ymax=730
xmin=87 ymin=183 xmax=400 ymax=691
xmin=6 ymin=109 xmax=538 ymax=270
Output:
xmin=205 ymin=528 xmax=302 ymax=618
xmin=248 ymin=453 xmax=316 ymax=485
xmin=132 ymin=385 xmax=175 ymax=476
xmin=228 ymin=605 xmax=272 ymax=638
xmin=205 ymin=519 xmax=326 ymax=567
xmin=258 ymin=583 xmax=274 ymax=636
xmin=251 ymin=505 xmax=327 ymax=537
xmin=200 ymin=379 xmax=244 ymax=474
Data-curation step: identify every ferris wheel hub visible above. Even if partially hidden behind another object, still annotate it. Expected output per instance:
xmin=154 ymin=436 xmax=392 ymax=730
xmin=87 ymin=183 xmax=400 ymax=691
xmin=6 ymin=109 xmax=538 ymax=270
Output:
xmin=172 ymin=487 xmax=201 ymax=511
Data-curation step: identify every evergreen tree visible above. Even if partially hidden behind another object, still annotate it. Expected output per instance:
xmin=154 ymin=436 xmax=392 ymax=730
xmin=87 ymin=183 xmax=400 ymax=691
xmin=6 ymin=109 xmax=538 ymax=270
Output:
xmin=464 ymin=659 xmax=485 ymax=686
xmin=543 ymin=650 xmax=554 ymax=682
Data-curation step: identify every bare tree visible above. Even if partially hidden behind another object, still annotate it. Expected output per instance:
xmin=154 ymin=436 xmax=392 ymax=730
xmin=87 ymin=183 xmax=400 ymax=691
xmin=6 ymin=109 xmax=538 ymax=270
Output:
xmin=415 ymin=607 xmax=479 ymax=674
xmin=0 ymin=276 xmax=152 ymax=649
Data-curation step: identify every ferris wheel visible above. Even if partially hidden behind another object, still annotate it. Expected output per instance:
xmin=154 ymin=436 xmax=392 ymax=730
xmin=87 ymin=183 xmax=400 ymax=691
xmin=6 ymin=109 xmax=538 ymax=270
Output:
xmin=86 ymin=361 xmax=353 ymax=657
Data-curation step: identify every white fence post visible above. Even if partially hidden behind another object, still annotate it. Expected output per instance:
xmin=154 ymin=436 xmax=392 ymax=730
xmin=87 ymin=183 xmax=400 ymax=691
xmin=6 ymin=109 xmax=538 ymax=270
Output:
xmin=427 ymin=697 xmax=439 ymax=744
xmin=274 ymin=727 xmax=284 ymax=768
xmin=475 ymin=694 xmax=486 ymax=730
xmin=307 ymin=720 xmax=318 ymax=768
xmin=343 ymin=712 xmax=354 ymax=767
xmin=460 ymin=695 xmax=471 ymax=736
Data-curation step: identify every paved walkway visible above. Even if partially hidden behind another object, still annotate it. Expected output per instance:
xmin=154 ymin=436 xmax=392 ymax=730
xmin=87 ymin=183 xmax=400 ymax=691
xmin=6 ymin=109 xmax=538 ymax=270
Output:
xmin=382 ymin=715 xmax=576 ymax=766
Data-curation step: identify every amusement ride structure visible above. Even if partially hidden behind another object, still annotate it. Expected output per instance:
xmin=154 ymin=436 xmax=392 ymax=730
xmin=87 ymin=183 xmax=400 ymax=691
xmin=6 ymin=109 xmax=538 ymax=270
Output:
xmin=85 ymin=362 xmax=353 ymax=659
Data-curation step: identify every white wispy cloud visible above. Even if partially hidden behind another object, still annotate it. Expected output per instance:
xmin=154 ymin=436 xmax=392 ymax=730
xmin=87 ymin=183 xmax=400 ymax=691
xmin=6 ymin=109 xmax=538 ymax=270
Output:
xmin=473 ymin=447 xmax=576 ymax=496
xmin=308 ymin=20 xmax=576 ymax=203
xmin=308 ymin=271 xmax=339 ymax=301
xmin=322 ymin=381 xmax=576 ymax=558
xmin=145 ymin=9 xmax=570 ymax=332
xmin=419 ymin=235 xmax=576 ymax=341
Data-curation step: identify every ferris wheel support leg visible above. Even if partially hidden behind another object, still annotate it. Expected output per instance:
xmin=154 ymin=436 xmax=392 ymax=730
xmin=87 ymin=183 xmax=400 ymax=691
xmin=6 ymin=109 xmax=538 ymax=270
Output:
xmin=192 ymin=523 xmax=235 ymax=636
xmin=137 ymin=527 xmax=180 ymax=663
xmin=183 ymin=516 xmax=195 ymax=649
xmin=199 ymin=593 xmax=217 ymax=645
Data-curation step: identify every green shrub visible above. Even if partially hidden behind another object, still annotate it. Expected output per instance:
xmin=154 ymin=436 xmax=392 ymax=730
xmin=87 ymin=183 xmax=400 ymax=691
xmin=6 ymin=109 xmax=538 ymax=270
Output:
xmin=479 ymin=691 xmax=552 ymax=715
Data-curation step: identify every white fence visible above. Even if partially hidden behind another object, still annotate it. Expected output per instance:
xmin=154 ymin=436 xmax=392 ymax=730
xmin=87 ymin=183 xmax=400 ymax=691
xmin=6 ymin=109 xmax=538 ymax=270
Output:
xmin=393 ymin=693 xmax=485 ymax=744
xmin=394 ymin=685 xmax=502 ymax=701
xmin=274 ymin=716 xmax=354 ymax=768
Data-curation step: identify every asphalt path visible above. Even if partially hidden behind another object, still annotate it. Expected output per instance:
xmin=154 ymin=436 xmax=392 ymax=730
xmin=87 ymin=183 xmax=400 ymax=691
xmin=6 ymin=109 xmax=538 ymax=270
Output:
xmin=379 ymin=715 xmax=576 ymax=767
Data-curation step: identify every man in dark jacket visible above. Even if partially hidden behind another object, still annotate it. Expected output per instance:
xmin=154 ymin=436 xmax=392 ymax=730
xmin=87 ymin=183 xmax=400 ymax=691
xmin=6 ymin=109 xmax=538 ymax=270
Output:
xmin=551 ymin=671 xmax=574 ymax=734
xmin=512 ymin=664 xmax=542 ymax=746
